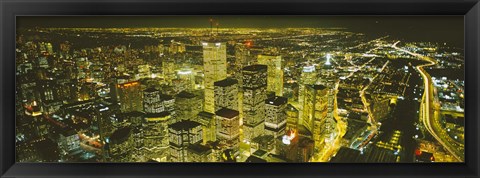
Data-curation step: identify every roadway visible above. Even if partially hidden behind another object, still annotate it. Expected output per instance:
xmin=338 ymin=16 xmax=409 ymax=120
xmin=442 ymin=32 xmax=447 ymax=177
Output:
xmin=391 ymin=41 xmax=463 ymax=162
xmin=314 ymin=44 xmax=383 ymax=162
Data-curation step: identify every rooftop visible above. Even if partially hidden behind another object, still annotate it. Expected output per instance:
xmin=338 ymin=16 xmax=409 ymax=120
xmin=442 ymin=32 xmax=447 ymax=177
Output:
xmin=110 ymin=126 xmax=132 ymax=144
xmin=252 ymin=149 xmax=268 ymax=157
xmin=265 ymin=96 xmax=288 ymax=106
xmin=198 ymin=111 xmax=215 ymax=118
xmin=214 ymin=78 xmax=238 ymax=87
xmin=215 ymin=108 xmax=239 ymax=119
xmin=169 ymin=120 xmax=202 ymax=131
xmin=242 ymin=64 xmax=267 ymax=72
xmin=145 ymin=111 xmax=170 ymax=118
xmin=187 ymin=143 xmax=212 ymax=154
xmin=143 ymin=87 xmax=159 ymax=93
xmin=160 ymin=94 xmax=174 ymax=101
xmin=176 ymin=91 xmax=196 ymax=99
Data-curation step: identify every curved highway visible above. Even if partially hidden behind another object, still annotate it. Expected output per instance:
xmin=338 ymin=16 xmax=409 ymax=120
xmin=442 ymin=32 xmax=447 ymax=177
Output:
xmin=392 ymin=41 xmax=463 ymax=162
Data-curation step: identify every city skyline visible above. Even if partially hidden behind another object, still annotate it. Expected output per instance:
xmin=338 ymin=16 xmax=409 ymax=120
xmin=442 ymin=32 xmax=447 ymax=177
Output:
xmin=15 ymin=16 xmax=464 ymax=163
xmin=17 ymin=16 xmax=464 ymax=47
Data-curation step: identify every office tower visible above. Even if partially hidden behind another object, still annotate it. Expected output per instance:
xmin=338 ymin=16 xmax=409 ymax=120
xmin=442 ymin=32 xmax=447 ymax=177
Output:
xmin=235 ymin=42 xmax=253 ymax=73
xmin=302 ymin=84 xmax=327 ymax=133
xmin=186 ymin=143 xmax=214 ymax=162
xmin=107 ymin=126 xmax=133 ymax=162
xmin=316 ymin=70 xmax=338 ymax=148
xmin=168 ymin=120 xmax=203 ymax=162
xmin=197 ymin=111 xmax=216 ymax=144
xmin=242 ymin=64 xmax=268 ymax=143
xmin=121 ymin=111 xmax=145 ymax=161
xmin=297 ymin=64 xmax=317 ymax=137
xmin=175 ymin=91 xmax=203 ymax=122
xmin=258 ymin=55 xmax=283 ymax=96
xmin=160 ymin=94 xmax=175 ymax=123
xmin=234 ymin=42 xmax=254 ymax=88
xmin=176 ymin=68 xmax=195 ymax=91
xmin=302 ymin=84 xmax=336 ymax=154
xmin=110 ymin=76 xmax=129 ymax=103
xmin=215 ymin=108 xmax=240 ymax=156
xmin=264 ymin=96 xmax=288 ymax=139
xmin=57 ymin=129 xmax=81 ymax=161
xmin=143 ymin=111 xmax=171 ymax=162
xmin=143 ymin=88 xmax=164 ymax=114
xmin=202 ymin=41 xmax=227 ymax=113
xmin=117 ymin=81 xmax=143 ymax=113
xmin=214 ymin=78 xmax=239 ymax=112
xmin=299 ymin=64 xmax=317 ymax=107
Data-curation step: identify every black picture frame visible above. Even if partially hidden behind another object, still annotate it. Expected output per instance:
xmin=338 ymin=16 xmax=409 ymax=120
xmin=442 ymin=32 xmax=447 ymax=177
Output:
xmin=1 ymin=0 xmax=479 ymax=177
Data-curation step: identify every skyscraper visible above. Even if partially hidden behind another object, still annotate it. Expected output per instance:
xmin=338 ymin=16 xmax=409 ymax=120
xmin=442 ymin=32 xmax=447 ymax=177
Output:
xmin=302 ymin=84 xmax=336 ymax=154
xmin=258 ymin=55 xmax=283 ymax=96
xmin=186 ymin=143 xmax=214 ymax=162
xmin=214 ymin=78 xmax=239 ymax=112
xmin=175 ymin=91 xmax=203 ymax=122
xmin=143 ymin=111 xmax=171 ymax=162
xmin=299 ymin=64 xmax=317 ymax=107
xmin=168 ymin=120 xmax=203 ymax=162
xmin=176 ymin=68 xmax=195 ymax=91
xmin=234 ymin=42 xmax=254 ymax=88
xmin=117 ymin=81 xmax=143 ymax=113
xmin=143 ymin=88 xmax=164 ymax=114
xmin=197 ymin=111 xmax=216 ymax=144
xmin=215 ymin=108 xmax=240 ymax=156
xmin=202 ymin=41 xmax=227 ymax=113
xmin=160 ymin=94 xmax=175 ymax=122
xmin=264 ymin=96 xmax=288 ymax=139
xmin=234 ymin=42 xmax=253 ymax=74
xmin=242 ymin=65 xmax=268 ymax=143
xmin=302 ymin=84 xmax=327 ymax=133
xmin=108 ymin=126 xmax=133 ymax=162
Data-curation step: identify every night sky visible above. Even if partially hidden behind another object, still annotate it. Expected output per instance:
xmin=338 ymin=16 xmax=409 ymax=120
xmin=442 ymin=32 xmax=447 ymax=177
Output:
xmin=17 ymin=16 xmax=464 ymax=47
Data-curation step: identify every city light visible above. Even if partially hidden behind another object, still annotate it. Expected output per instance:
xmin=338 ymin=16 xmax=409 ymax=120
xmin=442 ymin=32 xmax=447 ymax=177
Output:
xmin=14 ymin=16 xmax=464 ymax=163
xmin=178 ymin=70 xmax=192 ymax=75
xmin=325 ymin=53 xmax=332 ymax=66
xmin=282 ymin=130 xmax=296 ymax=145
xmin=302 ymin=65 xmax=315 ymax=72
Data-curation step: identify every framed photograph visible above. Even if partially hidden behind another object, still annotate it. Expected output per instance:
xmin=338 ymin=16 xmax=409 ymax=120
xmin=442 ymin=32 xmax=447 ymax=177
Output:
xmin=1 ymin=0 xmax=479 ymax=177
